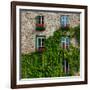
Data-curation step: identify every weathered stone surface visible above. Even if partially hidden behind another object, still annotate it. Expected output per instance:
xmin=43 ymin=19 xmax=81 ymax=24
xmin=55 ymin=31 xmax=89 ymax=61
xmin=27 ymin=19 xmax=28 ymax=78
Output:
xmin=20 ymin=10 xmax=80 ymax=54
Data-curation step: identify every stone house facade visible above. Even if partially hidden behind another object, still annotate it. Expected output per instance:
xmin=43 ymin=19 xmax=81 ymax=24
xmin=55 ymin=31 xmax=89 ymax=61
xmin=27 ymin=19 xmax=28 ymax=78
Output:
xmin=20 ymin=10 xmax=80 ymax=54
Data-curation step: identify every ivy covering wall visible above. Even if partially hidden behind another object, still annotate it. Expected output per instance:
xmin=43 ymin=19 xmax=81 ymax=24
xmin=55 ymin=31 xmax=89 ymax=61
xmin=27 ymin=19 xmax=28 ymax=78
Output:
xmin=21 ymin=25 xmax=80 ymax=78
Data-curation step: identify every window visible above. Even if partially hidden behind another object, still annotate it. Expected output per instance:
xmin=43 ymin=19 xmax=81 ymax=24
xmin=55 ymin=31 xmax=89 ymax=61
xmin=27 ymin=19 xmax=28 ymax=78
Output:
xmin=61 ymin=37 xmax=70 ymax=74
xmin=61 ymin=37 xmax=70 ymax=49
xmin=36 ymin=16 xmax=45 ymax=31
xmin=36 ymin=36 xmax=45 ymax=52
xmin=60 ymin=15 xmax=69 ymax=27
xmin=63 ymin=60 xmax=69 ymax=74
xmin=36 ymin=16 xmax=44 ymax=25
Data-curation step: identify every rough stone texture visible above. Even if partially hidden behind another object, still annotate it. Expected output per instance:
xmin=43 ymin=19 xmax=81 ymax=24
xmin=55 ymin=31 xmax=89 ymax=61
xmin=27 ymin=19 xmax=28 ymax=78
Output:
xmin=20 ymin=10 xmax=80 ymax=54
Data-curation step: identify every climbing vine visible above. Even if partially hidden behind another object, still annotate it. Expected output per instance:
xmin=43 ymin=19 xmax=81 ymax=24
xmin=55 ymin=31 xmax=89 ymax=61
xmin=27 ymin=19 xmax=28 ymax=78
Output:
xmin=21 ymin=25 xmax=80 ymax=78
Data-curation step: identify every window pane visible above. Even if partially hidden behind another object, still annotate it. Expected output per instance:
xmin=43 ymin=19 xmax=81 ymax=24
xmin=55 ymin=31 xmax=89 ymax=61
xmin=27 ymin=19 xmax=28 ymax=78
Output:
xmin=42 ymin=16 xmax=44 ymax=24
xmin=38 ymin=38 xmax=41 ymax=47
xmin=60 ymin=16 xmax=64 ymax=26
xmin=61 ymin=37 xmax=65 ymax=42
xmin=66 ymin=16 xmax=69 ymax=25
xmin=64 ymin=16 xmax=67 ymax=26
xmin=38 ymin=16 xmax=41 ymax=24
xmin=42 ymin=38 xmax=45 ymax=47
xmin=66 ymin=37 xmax=70 ymax=44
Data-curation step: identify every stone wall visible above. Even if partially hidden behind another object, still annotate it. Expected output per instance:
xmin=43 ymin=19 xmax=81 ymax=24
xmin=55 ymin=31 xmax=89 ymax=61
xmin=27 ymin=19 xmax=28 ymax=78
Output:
xmin=20 ymin=10 xmax=80 ymax=54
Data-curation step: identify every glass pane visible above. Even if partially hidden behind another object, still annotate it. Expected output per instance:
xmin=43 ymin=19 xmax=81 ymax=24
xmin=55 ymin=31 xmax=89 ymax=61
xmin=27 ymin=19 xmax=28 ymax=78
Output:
xmin=66 ymin=16 xmax=69 ymax=24
xmin=38 ymin=16 xmax=41 ymax=24
xmin=42 ymin=38 xmax=45 ymax=47
xmin=61 ymin=37 xmax=65 ymax=42
xmin=60 ymin=16 xmax=64 ymax=26
xmin=38 ymin=38 xmax=41 ymax=47
xmin=64 ymin=16 xmax=67 ymax=26
xmin=66 ymin=37 xmax=70 ymax=44
xmin=42 ymin=16 xmax=44 ymax=24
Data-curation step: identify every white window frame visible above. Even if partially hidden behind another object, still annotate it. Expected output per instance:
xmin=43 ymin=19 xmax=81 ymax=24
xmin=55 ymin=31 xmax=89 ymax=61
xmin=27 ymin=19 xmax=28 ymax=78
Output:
xmin=36 ymin=36 xmax=45 ymax=49
xmin=61 ymin=37 xmax=70 ymax=49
